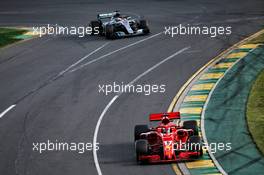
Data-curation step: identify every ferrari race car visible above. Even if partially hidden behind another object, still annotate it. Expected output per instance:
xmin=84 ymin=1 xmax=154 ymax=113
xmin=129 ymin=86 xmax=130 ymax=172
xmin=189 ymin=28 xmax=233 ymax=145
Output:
xmin=90 ymin=11 xmax=150 ymax=39
xmin=134 ymin=112 xmax=203 ymax=164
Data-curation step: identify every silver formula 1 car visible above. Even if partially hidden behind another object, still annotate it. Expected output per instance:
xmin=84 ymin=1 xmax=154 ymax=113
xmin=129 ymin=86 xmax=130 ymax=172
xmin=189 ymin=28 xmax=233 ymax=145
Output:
xmin=90 ymin=11 xmax=150 ymax=39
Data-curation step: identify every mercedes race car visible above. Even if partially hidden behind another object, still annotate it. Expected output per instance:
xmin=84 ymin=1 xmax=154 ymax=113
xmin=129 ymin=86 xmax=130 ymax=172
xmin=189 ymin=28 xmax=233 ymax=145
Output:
xmin=90 ymin=11 xmax=150 ymax=39
xmin=134 ymin=112 xmax=203 ymax=164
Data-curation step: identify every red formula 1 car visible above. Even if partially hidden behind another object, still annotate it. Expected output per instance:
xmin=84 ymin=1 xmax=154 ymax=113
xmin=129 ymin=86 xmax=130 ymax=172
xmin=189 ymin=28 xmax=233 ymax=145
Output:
xmin=134 ymin=112 xmax=203 ymax=164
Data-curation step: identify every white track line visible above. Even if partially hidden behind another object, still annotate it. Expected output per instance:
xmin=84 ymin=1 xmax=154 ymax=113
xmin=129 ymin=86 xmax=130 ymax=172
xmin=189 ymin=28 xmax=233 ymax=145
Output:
xmin=93 ymin=95 xmax=118 ymax=175
xmin=93 ymin=46 xmax=190 ymax=175
xmin=0 ymin=104 xmax=16 ymax=119
xmin=70 ymin=32 xmax=162 ymax=73
xmin=58 ymin=42 xmax=109 ymax=76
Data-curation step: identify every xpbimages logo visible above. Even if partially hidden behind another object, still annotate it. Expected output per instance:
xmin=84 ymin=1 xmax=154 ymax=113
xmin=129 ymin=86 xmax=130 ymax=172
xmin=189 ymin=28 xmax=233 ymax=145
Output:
xmin=98 ymin=82 xmax=166 ymax=95
xmin=164 ymin=24 xmax=232 ymax=38
xmin=32 ymin=24 xmax=100 ymax=37
xmin=32 ymin=140 xmax=99 ymax=154
xmin=174 ymin=140 xmax=232 ymax=153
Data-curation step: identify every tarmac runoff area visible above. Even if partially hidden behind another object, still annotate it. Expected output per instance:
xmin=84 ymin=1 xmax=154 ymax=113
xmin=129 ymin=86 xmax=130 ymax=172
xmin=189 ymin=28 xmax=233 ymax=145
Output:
xmin=169 ymin=29 xmax=264 ymax=175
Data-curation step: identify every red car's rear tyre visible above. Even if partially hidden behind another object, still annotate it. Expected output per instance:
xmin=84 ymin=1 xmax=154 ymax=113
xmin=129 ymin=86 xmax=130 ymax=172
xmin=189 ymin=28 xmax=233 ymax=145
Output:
xmin=134 ymin=125 xmax=149 ymax=141
xmin=188 ymin=136 xmax=203 ymax=158
xmin=183 ymin=120 xmax=199 ymax=135
xmin=135 ymin=139 xmax=148 ymax=154
xmin=135 ymin=139 xmax=149 ymax=164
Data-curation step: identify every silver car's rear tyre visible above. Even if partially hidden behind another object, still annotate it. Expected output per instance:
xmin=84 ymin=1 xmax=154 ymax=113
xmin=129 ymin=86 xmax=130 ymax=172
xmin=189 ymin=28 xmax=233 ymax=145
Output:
xmin=90 ymin=21 xmax=101 ymax=35
xmin=105 ymin=24 xmax=115 ymax=39
xmin=139 ymin=20 xmax=150 ymax=34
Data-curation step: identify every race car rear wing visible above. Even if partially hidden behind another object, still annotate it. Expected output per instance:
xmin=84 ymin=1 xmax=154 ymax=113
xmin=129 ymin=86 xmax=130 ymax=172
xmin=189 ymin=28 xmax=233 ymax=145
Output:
xmin=98 ymin=13 xmax=114 ymax=19
xmin=149 ymin=112 xmax=180 ymax=121
xmin=97 ymin=12 xmax=118 ymax=19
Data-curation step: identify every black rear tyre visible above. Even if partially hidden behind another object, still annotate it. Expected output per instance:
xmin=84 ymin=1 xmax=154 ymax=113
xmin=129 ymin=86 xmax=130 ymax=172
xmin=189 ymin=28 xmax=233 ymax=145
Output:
xmin=134 ymin=125 xmax=149 ymax=141
xmin=183 ymin=120 xmax=199 ymax=135
xmin=90 ymin=21 xmax=101 ymax=35
xmin=188 ymin=136 xmax=203 ymax=158
xmin=105 ymin=24 xmax=115 ymax=39
xmin=135 ymin=139 xmax=148 ymax=164
xmin=135 ymin=139 xmax=148 ymax=154
xmin=139 ymin=20 xmax=150 ymax=34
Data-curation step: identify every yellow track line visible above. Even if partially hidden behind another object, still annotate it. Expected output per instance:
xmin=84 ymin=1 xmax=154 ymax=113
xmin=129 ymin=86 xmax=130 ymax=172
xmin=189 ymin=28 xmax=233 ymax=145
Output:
xmin=191 ymin=83 xmax=215 ymax=91
xmin=239 ymin=44 xmax=260 ymax=49
xmin=213 ymin=62 xmax=234 ymax=69
xmin=186 ymin=160 xmax=215 ymax=169
xmin=184 ymin=95 xmax=208 ymax=102
xmin=172 ymin=164 xmax=183 ymax=175
xmin=180 ymin=107 xmax=203 ymax=114
xmin=199 ymin=73 xmax=224 ymax=80
xmin=225 ymin=52 xmax=248 ymax=58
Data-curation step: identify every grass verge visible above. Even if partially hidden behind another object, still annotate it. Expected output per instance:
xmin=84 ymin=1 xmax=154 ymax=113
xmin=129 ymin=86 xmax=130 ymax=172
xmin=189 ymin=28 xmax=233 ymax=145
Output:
xmin=247 ymin=69 xmax=264 ymax=155
xmin=0 ymin=27 xmax=27 ymax=48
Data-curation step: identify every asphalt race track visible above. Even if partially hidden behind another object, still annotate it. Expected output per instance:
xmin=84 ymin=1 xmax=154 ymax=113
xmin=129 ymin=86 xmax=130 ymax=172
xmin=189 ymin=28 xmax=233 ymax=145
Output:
xmin=0 ymin=0 xmax=264 ymax=175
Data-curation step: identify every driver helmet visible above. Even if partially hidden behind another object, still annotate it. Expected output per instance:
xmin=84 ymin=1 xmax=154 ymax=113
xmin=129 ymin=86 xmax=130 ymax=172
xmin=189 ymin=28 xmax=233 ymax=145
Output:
xmin=113 ymin=11 xmax=121 ymax=18
xmin=161 ymin=117 xmax=170 ymax=125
